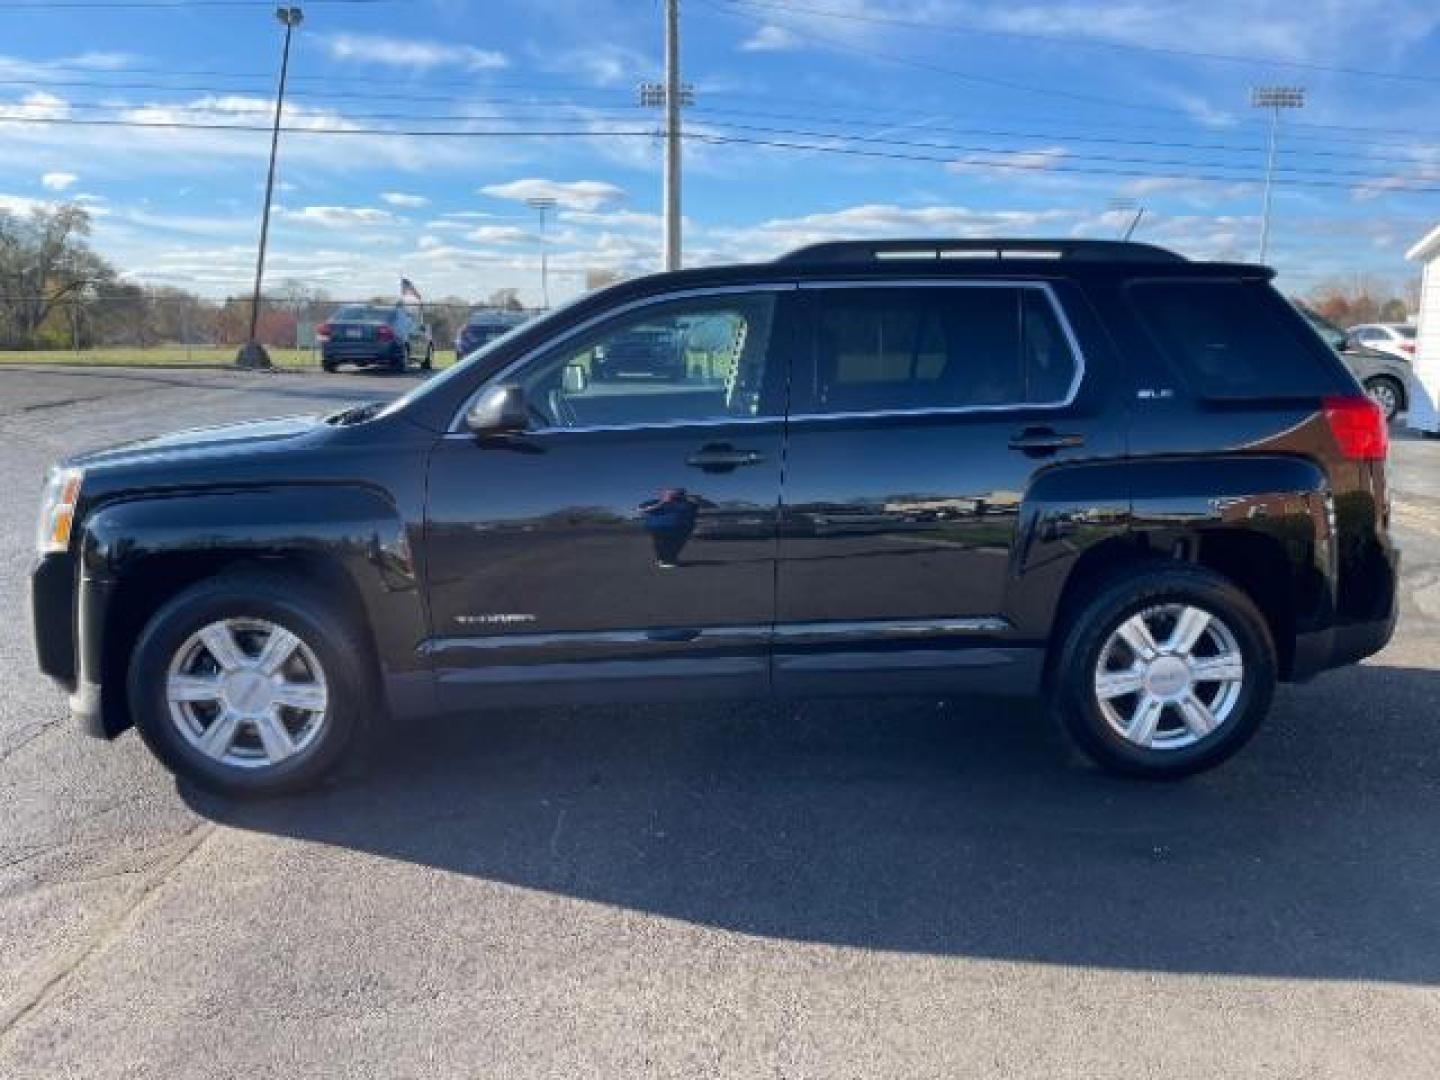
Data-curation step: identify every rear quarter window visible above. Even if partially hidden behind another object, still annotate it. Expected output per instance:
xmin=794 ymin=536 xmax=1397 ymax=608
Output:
xmin=1130 ymin=279 xmax=1343 ymax=399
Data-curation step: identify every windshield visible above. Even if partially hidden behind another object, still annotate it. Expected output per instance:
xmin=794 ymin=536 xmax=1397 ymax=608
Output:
xmin=1397 ymin=325 xmax=1417 ymax=339
xmin=332 ymin=305 xmax=393 ymax=322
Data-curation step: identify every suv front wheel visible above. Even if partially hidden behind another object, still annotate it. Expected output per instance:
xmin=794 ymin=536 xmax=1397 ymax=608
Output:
xmin=1051 ymin=563 xmax=1276 ymax=779
xmin=128 ymin=572 xmax=372 ymax=796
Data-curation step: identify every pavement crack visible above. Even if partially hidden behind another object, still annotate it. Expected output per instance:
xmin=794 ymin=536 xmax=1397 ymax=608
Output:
xmin=0 ymin=821 xmax=216 ymax=1045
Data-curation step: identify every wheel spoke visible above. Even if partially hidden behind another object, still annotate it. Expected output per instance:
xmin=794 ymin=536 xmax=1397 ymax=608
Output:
xmin=198 ymin=708 xmax=242 ymax=757
xmin=1125 ymin=694 xmax=1166 ymax=747
xmin=272 ymin=681 xmax=327 ymax=713
xmin=199 ymin=623 xmax=246 ymax=672
xmin=254 ymin=711 xmax=298 ymax=762
xmin=1096 ymin=664 xmax=1145 ymax=700
xmin=1176 ymin=692 xmax=1219 ymax=738
xmin=168 ymin=673 xmax=222 ymax=704
xmin=1190 ymin=652 xmax=1244 ymax=684
xmin=255 ymin=626 xmax=301 ymax=676
xmin=1116 ymin=614 xmax=1161 ymax=661
xmin=1167 ymin=606 xmax=1211 ymax=656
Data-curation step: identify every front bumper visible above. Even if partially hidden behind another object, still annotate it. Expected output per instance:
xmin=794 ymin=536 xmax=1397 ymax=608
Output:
xmin=32 ymin=551 xmax=114 ymax=738
xmin=31 ymin=552 xmax=76 ymax=688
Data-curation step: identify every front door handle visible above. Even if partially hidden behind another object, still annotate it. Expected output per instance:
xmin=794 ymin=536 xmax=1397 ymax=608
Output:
xmin=686 ymin=444 xmax=765 ymax=472
xmin=1008 ymin=428 xmax=1085 ymax=455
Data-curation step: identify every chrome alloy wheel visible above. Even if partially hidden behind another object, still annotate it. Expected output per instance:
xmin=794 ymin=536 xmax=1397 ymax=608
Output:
xmin=166 ymin=617 xmax=329 ymax=769
xmin=1094 ymin=604 xmax=1245 ymax=751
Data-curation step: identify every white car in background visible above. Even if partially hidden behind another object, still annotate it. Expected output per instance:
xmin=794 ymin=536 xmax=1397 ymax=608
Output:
xmin=1348 ymin=323 xmax=1417 ymax=363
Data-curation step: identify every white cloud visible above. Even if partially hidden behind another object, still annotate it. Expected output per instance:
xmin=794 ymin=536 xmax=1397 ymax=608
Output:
xmin=278 ymin=205 xmax=395 ymax=227
xmin=741 ymin=24 xmax=801 ymax=51
xmin=324 ymin=34 xmax=507 ymax=71
xmin=481 ymin=177 xmax=627 ymax=212
xmin=465 ymin=225 xmax=532 ymax=244
xmin=381 ymin=191 xmax=429 ymax=208
xmin=41 ymin=171 xmax=78 ymax=191
xmin=0 ymin=192 xmax=54 ymax=216
xmin=947 ymin=147 xmax=1068 ymax=178
xmin=0 ymin=91 xmax=70 ymax=122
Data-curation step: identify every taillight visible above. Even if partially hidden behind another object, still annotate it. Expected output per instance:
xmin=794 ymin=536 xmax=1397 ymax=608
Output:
xmin=376 ymin=325 xmax=395 ymax=341
xmin=1323 ymin=395 xmax=1388 ymax=461
xmin=1400 ymin=342 xmax=1415 ymax=355
xmin=315 ymin=323 xmax=331 ymax=340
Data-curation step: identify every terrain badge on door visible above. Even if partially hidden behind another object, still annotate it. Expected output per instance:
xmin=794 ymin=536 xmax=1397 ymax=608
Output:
xmin=456 ymin=614 xmax=536 ymax=626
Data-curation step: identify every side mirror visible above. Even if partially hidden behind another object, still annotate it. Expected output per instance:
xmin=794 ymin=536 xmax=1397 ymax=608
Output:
xmin=465 ymin=383 xmax=530 ymax=435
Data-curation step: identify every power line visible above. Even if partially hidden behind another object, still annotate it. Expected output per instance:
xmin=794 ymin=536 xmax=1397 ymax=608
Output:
xmin=718 ymin=0 xmax=1440 ymax=87
xmin=10 ymin=91 xmax=1433 ymax=169
xmin=3 ymin=112 xmax=1437 ymax=193
xmin=31 ymin=95 xmax=1429 ymax=181
xmin=2 ymin=67 xmax=1438 ymax=145
xmin=699 ymin=0 xmax=1440 ymax=141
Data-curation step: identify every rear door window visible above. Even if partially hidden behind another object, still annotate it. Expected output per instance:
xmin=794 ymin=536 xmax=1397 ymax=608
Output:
xmin=801 ymin=285 xmax=1079 ymax=415
xmin=1131 ymin=280 xmax=1340 ymax=399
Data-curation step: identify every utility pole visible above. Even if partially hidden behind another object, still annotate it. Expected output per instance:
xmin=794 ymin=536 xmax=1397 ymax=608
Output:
xmin=526 ymin=196 xmax=556 ymax=309
xmin=238 ymin=4 xmax=303 ymax=369
xmin=640 ymin=1 xmax=691 ymax=271
xmin=1250 ymin=85 xmax=1305 ymax=266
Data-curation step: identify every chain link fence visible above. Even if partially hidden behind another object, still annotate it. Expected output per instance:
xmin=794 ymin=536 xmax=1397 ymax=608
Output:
xmin=0 ymin=292 xmax=542 ymax=369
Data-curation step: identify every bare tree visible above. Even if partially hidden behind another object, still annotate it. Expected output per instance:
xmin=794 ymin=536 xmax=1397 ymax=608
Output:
xmin=0 ymin=204 xmax=114 ymax=347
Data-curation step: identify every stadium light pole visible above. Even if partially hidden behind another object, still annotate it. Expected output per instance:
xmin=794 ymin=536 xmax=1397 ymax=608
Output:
xmin=1251 ymin=85 xmax=1305 ymax=266
xmin=237 ymin=5 xmax=302 ymax=369
xmin=526 ymin=196 xmax=556 ymax=309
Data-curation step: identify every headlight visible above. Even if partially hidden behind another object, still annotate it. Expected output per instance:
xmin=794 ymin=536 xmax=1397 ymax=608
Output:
xmin=36 ymin=466 xmax=83 ymax=555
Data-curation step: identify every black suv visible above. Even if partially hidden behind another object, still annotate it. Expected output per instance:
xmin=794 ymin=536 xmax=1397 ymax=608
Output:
xmin=31 ymin=239 xmax=1398 ymax=795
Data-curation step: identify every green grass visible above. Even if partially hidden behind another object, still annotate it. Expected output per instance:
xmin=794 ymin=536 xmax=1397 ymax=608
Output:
xmin=0 ymin=346 xmax=460 ymax=370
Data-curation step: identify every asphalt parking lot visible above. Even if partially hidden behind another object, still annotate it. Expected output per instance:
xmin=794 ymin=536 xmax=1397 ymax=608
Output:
xmin=2 ymin=364 xmax=1439 ymax=1078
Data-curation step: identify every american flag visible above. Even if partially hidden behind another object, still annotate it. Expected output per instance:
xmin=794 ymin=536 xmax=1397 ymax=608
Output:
xmin=400 ymin=278 xmax=422 ymax=304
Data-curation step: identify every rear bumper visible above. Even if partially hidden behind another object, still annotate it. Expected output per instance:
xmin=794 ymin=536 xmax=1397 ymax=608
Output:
xmin=321 ymin=342 xmax=403 ymax=365
xmin=1291 ymin=546 xmax=1400 ymax=680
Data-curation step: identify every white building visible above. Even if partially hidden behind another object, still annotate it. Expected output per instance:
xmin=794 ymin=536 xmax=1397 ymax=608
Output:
xmin=1405 ymin=224 xmax=1440 ymax=433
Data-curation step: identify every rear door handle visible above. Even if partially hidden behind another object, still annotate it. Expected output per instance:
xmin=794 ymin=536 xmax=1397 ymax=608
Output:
xmin=686 ymin=444 xmax=765 ymax=471
xmin=1008 ymin=428 xmax=1085 ymax=454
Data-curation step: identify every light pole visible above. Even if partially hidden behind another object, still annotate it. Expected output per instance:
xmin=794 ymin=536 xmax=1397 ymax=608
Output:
xmin=526 ymin=196 xmax=556 ymax=309
xmin=1250 ymin=85 xmax=1305 ymax=266
xmin=237 ymin=5 xmax=302 ymax=369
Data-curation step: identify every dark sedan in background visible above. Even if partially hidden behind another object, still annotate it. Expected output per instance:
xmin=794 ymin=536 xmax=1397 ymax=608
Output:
xmin=456 ymin=309 xmax=529 ymax=358
xmin=317 ymin=305 xmax=433 ymax=373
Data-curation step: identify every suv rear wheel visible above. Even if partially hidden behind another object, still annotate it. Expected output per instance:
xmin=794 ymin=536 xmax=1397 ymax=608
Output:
xmin=127 ymin=572 xmax=372 ymax=796
xmin=1051 ymin=563 xmax=1276 ymax=779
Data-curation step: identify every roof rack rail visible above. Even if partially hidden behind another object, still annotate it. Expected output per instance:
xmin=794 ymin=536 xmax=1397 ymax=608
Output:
xmin=774 ymin=238 xmax=1187 ymax=265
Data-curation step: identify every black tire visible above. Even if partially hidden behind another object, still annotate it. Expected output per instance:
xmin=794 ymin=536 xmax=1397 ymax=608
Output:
xmin=1050 ymin=562 xmax=1276 ymax=779
xmin=321 ymin=360 xmax=338 ymax=373
xmin=1363 ymin=376 xmax=1403 ymax=422
xmin=421 ymin=345 xmax=434 ymax=371
xmin=392 ymin=346 xmax=410 ymax=374
xmin=127 ymin=572 xmax=375 ymax=797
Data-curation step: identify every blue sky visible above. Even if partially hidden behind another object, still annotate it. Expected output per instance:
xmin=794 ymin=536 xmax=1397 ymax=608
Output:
xmin=1 ymin=0 xmax=1438 ymax=305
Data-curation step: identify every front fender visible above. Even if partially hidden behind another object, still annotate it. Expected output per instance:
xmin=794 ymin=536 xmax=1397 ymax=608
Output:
xmin=76 ymin=484 xmax=431 ymax=735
